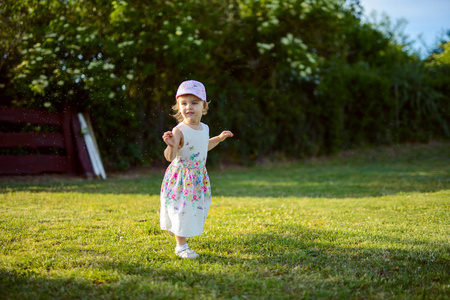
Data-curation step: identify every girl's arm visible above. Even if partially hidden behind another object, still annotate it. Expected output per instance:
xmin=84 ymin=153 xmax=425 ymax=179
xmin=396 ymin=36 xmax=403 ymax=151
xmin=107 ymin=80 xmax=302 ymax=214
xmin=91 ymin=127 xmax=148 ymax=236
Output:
xmin=208 ymin=130 xmax=233 ymax=151
xmin=163 ymin=127 xmax=183 ymax=162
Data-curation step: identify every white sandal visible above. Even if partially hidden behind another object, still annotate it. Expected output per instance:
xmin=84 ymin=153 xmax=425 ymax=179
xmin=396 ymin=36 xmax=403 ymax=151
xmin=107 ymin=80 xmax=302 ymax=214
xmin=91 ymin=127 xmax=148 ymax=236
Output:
xmin=176 ymin=248 xmax=199 ymax=259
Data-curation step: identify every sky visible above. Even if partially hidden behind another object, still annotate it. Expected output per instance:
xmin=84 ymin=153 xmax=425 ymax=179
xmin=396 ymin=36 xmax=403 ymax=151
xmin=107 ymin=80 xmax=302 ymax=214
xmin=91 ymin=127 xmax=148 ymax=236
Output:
xmin=359 ymin=0 xmax=450 ymax=56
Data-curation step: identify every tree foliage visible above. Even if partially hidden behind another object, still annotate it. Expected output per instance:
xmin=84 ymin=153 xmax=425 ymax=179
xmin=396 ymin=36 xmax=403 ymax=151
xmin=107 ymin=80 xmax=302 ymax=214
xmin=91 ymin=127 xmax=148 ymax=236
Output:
xmin=1 ymin=0 xmax=448 ymax=169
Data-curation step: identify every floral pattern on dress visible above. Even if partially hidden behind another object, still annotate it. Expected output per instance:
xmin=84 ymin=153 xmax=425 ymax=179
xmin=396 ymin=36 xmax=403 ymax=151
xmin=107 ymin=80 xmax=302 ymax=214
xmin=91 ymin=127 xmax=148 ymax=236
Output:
xmin=161 ymin=159 xmax=211 ymax=211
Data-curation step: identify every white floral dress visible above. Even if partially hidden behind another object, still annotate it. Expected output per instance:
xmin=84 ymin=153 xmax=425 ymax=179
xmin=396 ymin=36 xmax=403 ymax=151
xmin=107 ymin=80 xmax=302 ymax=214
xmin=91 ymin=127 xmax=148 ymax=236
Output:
xmin=160 ymin=122 xmax=211 ymax=237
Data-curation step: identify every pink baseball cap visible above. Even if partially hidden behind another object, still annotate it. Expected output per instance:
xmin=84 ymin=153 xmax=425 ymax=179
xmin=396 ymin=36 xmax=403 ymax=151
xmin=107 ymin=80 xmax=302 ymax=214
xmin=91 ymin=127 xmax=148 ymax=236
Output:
xmin=176 ymin=80 xmax=207 ymax=102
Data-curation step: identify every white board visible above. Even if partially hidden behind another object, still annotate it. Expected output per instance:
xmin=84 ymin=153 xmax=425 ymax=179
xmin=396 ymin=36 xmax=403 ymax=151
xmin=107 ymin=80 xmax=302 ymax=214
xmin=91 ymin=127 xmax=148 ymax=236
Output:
xmin=78 ymin=113 xmax=106 ymax=179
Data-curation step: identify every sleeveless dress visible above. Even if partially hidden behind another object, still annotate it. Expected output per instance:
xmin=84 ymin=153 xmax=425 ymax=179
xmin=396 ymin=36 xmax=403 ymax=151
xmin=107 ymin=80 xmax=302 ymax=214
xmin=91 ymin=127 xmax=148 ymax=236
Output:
xmin=160 ymin=122 xmax=211 ymax=237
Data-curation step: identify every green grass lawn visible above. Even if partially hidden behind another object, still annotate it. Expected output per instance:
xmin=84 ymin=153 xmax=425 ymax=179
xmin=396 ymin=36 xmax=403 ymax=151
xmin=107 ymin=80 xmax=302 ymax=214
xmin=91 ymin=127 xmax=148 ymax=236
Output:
xmin=1 ymin=143 xmax=449 ymax=299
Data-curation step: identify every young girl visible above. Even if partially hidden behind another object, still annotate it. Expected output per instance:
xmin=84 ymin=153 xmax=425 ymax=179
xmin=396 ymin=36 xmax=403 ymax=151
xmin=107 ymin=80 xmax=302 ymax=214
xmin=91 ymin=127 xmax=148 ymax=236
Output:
xmin=160 ymin=80 xmax=233 ymax=259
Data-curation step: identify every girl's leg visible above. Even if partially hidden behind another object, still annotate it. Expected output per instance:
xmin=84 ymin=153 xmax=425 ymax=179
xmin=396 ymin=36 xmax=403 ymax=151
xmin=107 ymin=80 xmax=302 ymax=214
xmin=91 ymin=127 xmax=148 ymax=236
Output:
xmin=175 ymin=235 xmax=187 ymax=246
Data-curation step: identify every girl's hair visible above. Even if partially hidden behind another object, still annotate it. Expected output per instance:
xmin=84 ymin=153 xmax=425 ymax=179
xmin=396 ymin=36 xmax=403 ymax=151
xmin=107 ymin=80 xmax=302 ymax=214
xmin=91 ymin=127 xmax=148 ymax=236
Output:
xmin=171 ymin=95 xmax=209 ymax=123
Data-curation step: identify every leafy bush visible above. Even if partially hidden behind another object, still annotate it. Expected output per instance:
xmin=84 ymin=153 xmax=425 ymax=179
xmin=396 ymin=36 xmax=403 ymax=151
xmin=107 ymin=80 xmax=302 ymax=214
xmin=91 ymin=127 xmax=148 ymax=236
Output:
xmin=1 ymin=0 xmax=448 ymax=169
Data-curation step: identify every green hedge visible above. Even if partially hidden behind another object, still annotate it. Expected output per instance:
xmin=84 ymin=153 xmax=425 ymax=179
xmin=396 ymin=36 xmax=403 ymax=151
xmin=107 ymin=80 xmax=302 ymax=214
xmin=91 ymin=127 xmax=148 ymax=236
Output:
xmin=1 ymin=0 xmax=449 ymax=169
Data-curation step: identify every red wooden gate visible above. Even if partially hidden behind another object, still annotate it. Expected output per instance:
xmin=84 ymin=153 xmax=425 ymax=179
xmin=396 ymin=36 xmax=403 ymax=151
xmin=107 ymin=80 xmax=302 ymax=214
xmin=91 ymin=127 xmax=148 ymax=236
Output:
xmin=0 ymin=104 xmax=94 ymax=176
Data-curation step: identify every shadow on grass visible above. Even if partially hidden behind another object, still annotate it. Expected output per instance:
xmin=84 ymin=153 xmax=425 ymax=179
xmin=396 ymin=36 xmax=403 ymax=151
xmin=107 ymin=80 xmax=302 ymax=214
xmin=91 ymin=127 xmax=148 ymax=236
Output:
xmin=1 ymin=227 xmax=449 ymax=299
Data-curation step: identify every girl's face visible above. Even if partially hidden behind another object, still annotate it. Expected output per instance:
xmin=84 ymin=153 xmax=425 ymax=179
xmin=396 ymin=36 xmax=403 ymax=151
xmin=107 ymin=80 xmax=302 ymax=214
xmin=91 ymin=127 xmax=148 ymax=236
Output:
xmin=177 ymin=94 xmax=206 ymax=125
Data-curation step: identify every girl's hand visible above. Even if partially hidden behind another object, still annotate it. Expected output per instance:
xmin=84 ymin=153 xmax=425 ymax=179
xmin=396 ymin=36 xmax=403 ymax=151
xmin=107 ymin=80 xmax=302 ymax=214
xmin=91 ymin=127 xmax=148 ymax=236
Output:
xmin=162 ymin=131 xmax=176 ymax=148
xmin=219 ymin=130 xmax=234 ymax=141
xmin=162 ymin=130 xmax=183 ymax=149
xmin=208 ymin=130 xmax=233 ymax=151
